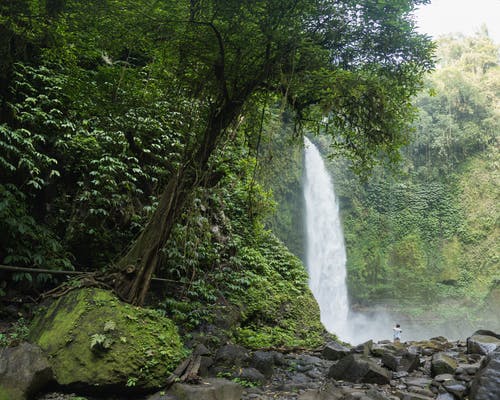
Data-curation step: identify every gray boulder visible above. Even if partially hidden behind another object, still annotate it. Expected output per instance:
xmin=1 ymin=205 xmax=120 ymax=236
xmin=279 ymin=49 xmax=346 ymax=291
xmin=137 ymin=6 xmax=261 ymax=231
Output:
xmin=436 ymin=393 xmax=455 ymax=400
xmin=469 ymin=348 xmax=500 ymax=400
xmin=431 ymin=353 xmax=458 ymax=376
xmin=322 ymin=341 xmax=350 ymax=361
xmin=251 ymin=350 xmax=275 ymax=377
xmin=382 ymin=350 xmax=420 ymax=373
xmin=352 ymin=340 xmax=373 ymax=356
xmin=396 ymin=392 xmax=434 ymax=400
xmin=234 ymin=367 xmax=266 ymax=385
xmin=471 ymin=330 xmax=500 ymax=340
xmin=467 ymin=334 xmax=500 ymax=355
xmin=442 ymin=379 xmax=468 ymax=398
xmin=371 ymin=343 xmax=399 ymax=358
xmin=433 ymin=373 xmax=454 ymax=383
xmin=0 ymin=342 xmax=53 ymax=400
xmin=169 ymin=378 xmax=243 ymax=400
xmin=214 ymin=344 xmax=250 ymax=367
xmin=328 ymin=354 xmax=391 ymax=384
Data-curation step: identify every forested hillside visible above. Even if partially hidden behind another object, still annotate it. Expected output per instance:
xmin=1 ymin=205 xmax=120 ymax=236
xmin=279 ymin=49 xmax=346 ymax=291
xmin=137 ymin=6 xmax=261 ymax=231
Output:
xmin=0 ymin=0 xmax=433 ymax=342
xmin=328 ymin=33 xmax=499 ymax=326
xmin=2 ymin=2 xmax=500 ymax=398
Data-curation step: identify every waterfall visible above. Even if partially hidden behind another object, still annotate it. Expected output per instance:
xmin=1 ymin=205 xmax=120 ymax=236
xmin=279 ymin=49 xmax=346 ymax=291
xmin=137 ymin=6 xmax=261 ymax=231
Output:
xmin=303 ymin=137 xmax=350 ymax=340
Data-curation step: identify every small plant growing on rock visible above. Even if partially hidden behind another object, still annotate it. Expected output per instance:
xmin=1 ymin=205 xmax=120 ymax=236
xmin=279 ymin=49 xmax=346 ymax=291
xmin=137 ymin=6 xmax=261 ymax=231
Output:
xmin=90 ymin=333 xmax=113 ymax=352
xmin=126 ymin=376 xmax=138 ymax=387
xmin=232 ymin=377 xmax=257 ymax=388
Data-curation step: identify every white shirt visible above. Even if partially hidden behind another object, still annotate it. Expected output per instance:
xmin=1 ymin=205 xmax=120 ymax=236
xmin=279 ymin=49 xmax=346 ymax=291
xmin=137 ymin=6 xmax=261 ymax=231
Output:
xmin=393 ymin=327 xmax=402 ymax=340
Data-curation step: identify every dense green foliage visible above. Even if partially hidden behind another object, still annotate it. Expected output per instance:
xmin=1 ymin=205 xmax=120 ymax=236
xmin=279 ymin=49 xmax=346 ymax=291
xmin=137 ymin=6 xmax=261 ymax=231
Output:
xmin=0 ymin=0 xmax=436 ymax=348
xmin=0 ymin=0 xmax=432 ymax=291
xmin=330 ymin=33 xmax=499 ymax=316
xmin=146 ymin=133 xmax=324 ymax=347
xmin=256 ymin=113 xmax=306 ymax=259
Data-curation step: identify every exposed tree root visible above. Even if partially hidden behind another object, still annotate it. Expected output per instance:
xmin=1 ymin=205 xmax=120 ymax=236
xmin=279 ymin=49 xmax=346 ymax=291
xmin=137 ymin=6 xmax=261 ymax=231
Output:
xmin=165 ymin=354 xmax=202 ymax=387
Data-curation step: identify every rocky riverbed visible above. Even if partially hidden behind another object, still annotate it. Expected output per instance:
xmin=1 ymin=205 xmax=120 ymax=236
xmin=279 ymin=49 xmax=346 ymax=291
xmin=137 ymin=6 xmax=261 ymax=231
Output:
xmin=2 ymin=330 xmax=499 ymax=400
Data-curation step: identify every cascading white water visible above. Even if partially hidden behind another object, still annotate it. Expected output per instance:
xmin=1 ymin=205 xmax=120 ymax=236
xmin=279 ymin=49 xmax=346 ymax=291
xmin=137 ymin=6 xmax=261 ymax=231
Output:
xmin=302 ymin=139 xmax=480 ymax=344
xmin=303 ymin=137 xmax=350 ymax=340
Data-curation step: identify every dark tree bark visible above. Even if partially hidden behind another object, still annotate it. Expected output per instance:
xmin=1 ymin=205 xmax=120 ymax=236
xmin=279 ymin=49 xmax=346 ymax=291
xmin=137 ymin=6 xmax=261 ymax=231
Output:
xmin=113 ymin=99 xmax=243 ymax=305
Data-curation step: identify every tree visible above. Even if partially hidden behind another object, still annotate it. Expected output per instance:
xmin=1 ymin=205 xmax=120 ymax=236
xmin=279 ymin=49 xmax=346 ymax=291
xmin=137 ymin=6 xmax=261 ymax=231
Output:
xmin=412 ymin=32 xmax=500 ymax=174
xmin=109 ymin=0 xmax=434 ymax=304
xmin=0 ymin=1 xmax=434 ymax=304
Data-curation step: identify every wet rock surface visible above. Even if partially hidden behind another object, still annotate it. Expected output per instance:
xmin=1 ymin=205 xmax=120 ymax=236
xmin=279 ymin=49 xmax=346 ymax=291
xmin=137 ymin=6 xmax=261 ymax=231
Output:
xmin=469 ymin=347 xmax=500 ymax=400
xmin=0 ymin=342 xmax=53 ymax=400
xmin=29 ymin=330 xmax=500 ymax=400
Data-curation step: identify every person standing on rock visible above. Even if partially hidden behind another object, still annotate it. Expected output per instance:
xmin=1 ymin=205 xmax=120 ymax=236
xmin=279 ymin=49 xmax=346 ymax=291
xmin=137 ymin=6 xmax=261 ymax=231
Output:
xmin=393 ymin=324 xmax=402 ymax=343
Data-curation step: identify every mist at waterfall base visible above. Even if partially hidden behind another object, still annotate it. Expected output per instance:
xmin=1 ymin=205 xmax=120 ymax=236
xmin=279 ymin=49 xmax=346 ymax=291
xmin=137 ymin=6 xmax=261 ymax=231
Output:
xmin=302 ymin=138 xmax=480 ymax=345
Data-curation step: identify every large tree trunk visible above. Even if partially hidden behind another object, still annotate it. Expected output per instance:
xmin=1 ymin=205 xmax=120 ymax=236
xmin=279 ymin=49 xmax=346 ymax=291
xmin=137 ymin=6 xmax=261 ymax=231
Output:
xmin=113 ymin=100 xmax=242 ymax=305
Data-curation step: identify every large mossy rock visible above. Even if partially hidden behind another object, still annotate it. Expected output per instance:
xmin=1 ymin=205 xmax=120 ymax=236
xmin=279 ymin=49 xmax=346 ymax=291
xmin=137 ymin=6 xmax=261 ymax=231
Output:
xmin=229 ymin=234 xmax=325 ymax=349
xmin=29 ymin=288 xmax=186 ymax=392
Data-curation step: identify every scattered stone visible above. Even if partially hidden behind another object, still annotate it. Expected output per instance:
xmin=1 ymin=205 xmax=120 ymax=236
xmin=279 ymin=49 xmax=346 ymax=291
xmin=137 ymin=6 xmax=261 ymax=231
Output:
xmin=469 ymin=348 xmax=500 ymax=400
xmin=408 ymin=387 xmax=435 ymax=398
xmin=467 ymin=335 xmax=500 ymax=355
xmin=403 ymin=377 xmax=432 ymax=388
xmin=272 ymin=351 xmax=286 ymax=366
xmin=169 ymin=377 xmax=243 ymax=400
xmin=328 ymin=354 xmax=391 ymax=385
xmin=456 ymin=374 xmax=473 ymax=383
xmin=352 ymin=340 xmax=373 ymax=356
xmin=297 ymin=363 xmax=314 ymax=373
xmin=295 ymin=354 xmax=324 ymax=367
xmin=252 ymin=351 xmax=276 ymax=377
xmin=298 ymin=382 xmax=345 ymax=400
xmin=471 ymin=330 xmax=500 ymax=340
xmin=436 ymin=393 xmax=455 ymax=400
xmin=382 ymin=350 xmax=420 ymax=373
xmin=393 ymin=371 xmax=409 ymax=379
xmin=396 ymin=391 xmax=434 ymax=400
xmin=442 ymin=379 xmax=468 ymax=398
xmin=0 ymin=342 xmax=53 ymax=400
xmin=365 ymin=387 xmax=391 ymax=400
xmin=306 ymin=369 xmax=323 ymax=380
xmin=464 ymin=363 xmax=482 ymax=375
xmin=193 ymin=343 xmax=211 ymax=356
xmin=215 ymin=344 xmax=251 ymax=367
xmin=322 ymin=341 xmax=351 ymax=361
xmin=431 ymin=353 xmax=458 ymax=376
xmin=236 ymin=367 xmax=266 ymax=385
xmin=433 ymin=374 xmax=454 ymax=382
xmin=25 ymin=329 xmax=499 ymax=400
xmin=199 ymin=355 xmax=215 ymax=376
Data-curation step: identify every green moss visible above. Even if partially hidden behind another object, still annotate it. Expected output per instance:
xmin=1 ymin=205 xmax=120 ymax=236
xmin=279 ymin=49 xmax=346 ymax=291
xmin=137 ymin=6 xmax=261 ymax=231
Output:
xmin=229 ymin=232 xmax=324 ymax=348
xmin=29 ymin=288 xmax=187 ymax=390
xmin=0 ymin=385 xmax=20 ymax=400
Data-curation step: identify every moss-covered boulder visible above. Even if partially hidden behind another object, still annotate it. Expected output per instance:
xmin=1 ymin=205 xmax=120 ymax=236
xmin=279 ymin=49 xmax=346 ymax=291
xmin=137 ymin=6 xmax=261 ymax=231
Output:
xmin=29 ymin=288 xmax=186 ymax=392
xmin=229 ymin=233 xmax=325 ymax=349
